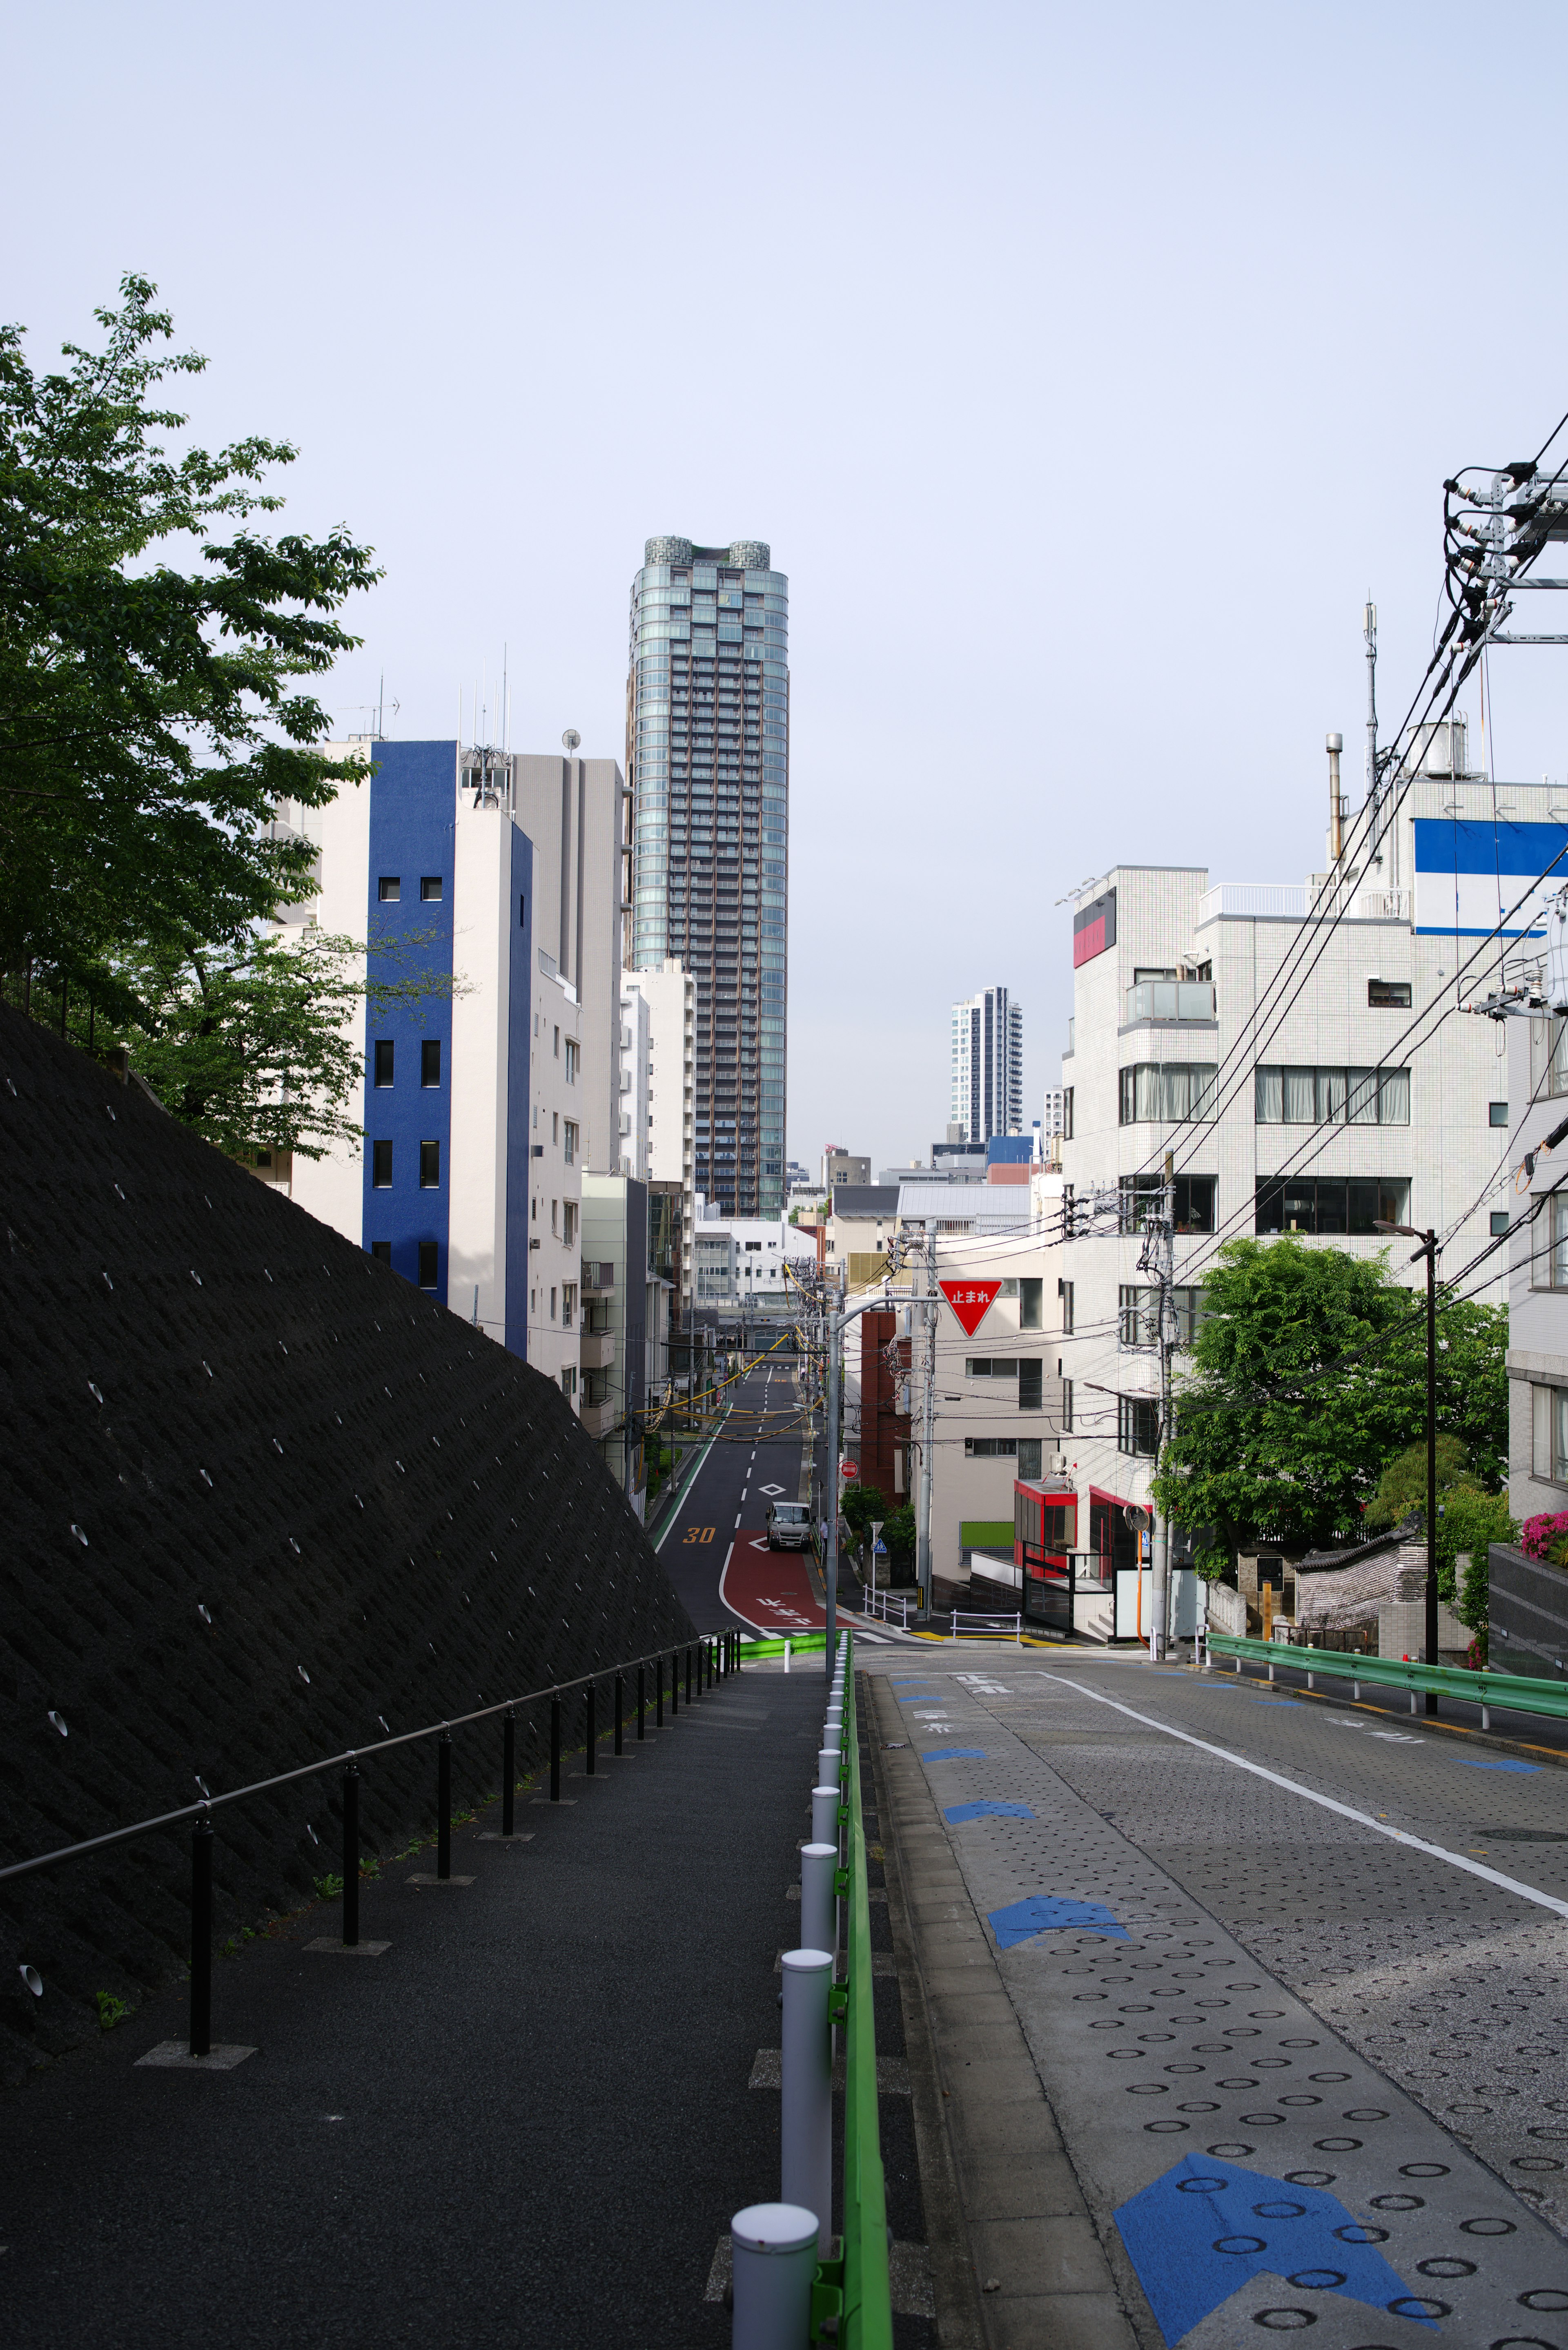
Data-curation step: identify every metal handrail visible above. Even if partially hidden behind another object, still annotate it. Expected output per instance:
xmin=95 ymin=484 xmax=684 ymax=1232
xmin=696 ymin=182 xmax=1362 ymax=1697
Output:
xmin=0 ymin=1635 xmax=710 ymax=1888
xmin=1206 ymin=1632 xmax=1568 ymax=1723
xmin=817 ymin=1635 xmax=893 ymax=2349
xmin=950 ymin=1609 xmax=1022 ymax=1644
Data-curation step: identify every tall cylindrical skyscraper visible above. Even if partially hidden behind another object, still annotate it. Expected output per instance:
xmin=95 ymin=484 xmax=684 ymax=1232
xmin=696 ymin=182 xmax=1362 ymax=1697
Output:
xmin=626 ymin=538 xmax=788 ymax=1218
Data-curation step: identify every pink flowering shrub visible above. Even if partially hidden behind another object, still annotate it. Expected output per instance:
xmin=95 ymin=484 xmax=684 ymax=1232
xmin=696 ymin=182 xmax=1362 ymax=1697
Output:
xmin=1519 ymin=1509 xmax=1568 ymax=1561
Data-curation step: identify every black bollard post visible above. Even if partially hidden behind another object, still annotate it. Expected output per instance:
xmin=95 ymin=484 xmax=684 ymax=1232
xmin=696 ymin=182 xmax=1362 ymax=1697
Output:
xmin=502 ymin=1712 xmax=516 ymax=1837
xmin=614 ymin=1673 xmax=624 ymax=1756
xmin=343 ymin=1763 xmax=360 ymax=1947
xmin=586 ymin=1682 xmax=597 ymax=1777
xmin=686 ymin=1646 xmax=693 ymax=1705
xmin=671 ymin=1652 xmax=679 ymax=1717
xmin=637 ymin=1664 xmax=646 ymax=1740
xmin=656 ymin=1658 xmax=664 ymax=1726
xmin=189 ymin=1813 xmax=214 ymax=2058
xmin=550 ymin=1698 xmax=562 ymax=1799
xmin=437 ymin=1729 xmax=452 ymax=1880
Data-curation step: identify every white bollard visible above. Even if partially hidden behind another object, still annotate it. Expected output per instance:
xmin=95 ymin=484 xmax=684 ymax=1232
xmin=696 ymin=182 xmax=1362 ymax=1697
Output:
xmin=817 ymin=1745 xmax=841 ymax=1786
xmin=731 ymin=2203 xmax=819 ymax=2350
xmin=780 ymin=1950 xmax=833 ymax=2253
xmin=811 ymin=1783 xmax=840 ymax=1847
xmin=784 ymin=1641 xmax=791 ymax=1674
xmin=800 ymin=1841 xmax=837 ymax=1956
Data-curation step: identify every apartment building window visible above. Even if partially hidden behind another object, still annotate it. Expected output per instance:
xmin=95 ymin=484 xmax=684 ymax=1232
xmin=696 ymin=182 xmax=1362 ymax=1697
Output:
xmin=1119 ymin=1284 xmax=1203 ymax=1346
xmin=550 ymin=1286 xmax=557 ymax=1321
xmin=1058 ymin=1278 xmax=1074 ymax=1333
xmin=1062 ymin=1377 xmax=1073 ymax=1432
xmin=564 ymin=1202 xmax=579 ymax=1245
xmin=1532 ymin=1016 xmax=1568 ymax=1100
xmin=562 ymin=1282 xmax=577 ymax=1329
xmin=378 ymin=876 xmax=400 ymax=901
xmin=553 ymin=1111 xmax=559 ymax=1144
xmin=967 ymin=1358 xmax=1018 ymax=1380
xmin=1368 ymin=979 xmax=1411 ymax=1007
xmin=1119 ymin=1063 xmax=1218 ymax=1125
xmin=420 ymin=875 xmax=443 ymax=901
xmin=1020 ymin=1276 xmax=1042 ymax=1329
xmin=1120 ymin=1174 xmax=1216 ymax=1234
xmin=1254 ymin=1176 xmax=1409 ymax=1235
xmin=417 ymin=1241 xmax=438 ymax=1289
xmin=1117 ymin=1395 xmax=1159 ymax=1456
xmin=1491 ymin=1211 xmax=1510 ymax=1237
xmin=370 ymin=1240 xmax=392 ymax=1264
xmin=422 ymin=1039 xmax=441 ymax=1088
xmin=1061 ymin=1088 xmax=1074 ymax=1141
xmin=1532 ymin=1383 xmax=1568 ymax=1483
xmin=564 ymin=1119 xmax=578 ymax=1166
xmin=372 ymin=1141 xmax=393 ymax=1189
xmin=1018 ymin=1359 xmax=1043 ymax=1409
xmin=1255 ymin=1067 xmax=1409 ymax=1124
xmin=419 ymin=1140 xmax=440 ymax=1189
xmin=560 ymin=1366 xmax=577 ymax=1400
xmin=565 ymin=1039 xmax=579 ymax=1083
xmin=964 ymin=1438 xmax=1017 ymax=1458
xmin=1542 ymin=1193 xmax=1568 ymax=1287
xmin=374 ymin=1040 xmax=394 ymax=1088
xmin=1489 ymin=1101 xmax=1509 ymax=1127
xmin=1017 ymin=1438 xmax=1042 ymax=1478
xmin=554 ymin=1026 xmax=561 ymax=1057
xmin=551 ymin=1199 xmax=559 ymax=1236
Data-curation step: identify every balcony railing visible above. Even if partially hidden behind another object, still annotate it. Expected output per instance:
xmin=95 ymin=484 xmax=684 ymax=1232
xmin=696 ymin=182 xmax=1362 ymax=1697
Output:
xmin=1123 ymin=980 xmax=1216 ymax=1023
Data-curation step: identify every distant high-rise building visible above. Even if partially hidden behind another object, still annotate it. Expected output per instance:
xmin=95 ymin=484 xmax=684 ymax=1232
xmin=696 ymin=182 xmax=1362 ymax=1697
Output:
xmin=626 ymin=536 xmax=788 ymax=1218
xmin=950 ymin=986 xmax=1024 ymax=1143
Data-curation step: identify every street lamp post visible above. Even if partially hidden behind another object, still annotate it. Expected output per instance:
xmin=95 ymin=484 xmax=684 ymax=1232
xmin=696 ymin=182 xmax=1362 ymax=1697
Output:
xmin=1376 ymin=1220 xmax=1441 ymax=1714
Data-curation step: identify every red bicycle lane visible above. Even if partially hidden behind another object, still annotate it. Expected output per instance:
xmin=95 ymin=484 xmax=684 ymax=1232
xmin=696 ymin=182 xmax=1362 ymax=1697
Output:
xmin=719 ymin=1527 xmax=826 ymax=1636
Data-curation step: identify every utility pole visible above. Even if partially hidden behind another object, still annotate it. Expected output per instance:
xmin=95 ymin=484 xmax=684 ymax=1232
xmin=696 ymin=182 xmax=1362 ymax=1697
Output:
xmin=1146 ymin=1151 xmax=1176 ymax=1663
xmin=1376 ymin=1218 xmax=1442 ymax=1713
xmin=915 ymin=1225 xmax=935 ymax=1616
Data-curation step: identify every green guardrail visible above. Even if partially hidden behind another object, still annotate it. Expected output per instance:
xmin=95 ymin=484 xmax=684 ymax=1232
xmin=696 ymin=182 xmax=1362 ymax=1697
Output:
xmin=739 ymin=1630 xmax=829 ymax=1662
xmin=811 ymin=1634 xmax=893 ymax=2350
xmin=1207 ymin=1632 xmax=1568 ymax=1723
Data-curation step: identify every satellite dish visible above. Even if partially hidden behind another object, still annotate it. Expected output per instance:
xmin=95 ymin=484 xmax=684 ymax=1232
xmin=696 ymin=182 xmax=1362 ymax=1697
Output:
xmin=562 ymin=729 xmax=581 ymax=754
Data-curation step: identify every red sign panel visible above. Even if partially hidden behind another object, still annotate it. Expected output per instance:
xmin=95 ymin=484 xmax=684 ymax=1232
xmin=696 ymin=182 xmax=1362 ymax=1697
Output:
xmin=939 ymin=1278 xmax=1000 ymax=1337
xmin=1072 ymin=886 xmax=1117 ymax=968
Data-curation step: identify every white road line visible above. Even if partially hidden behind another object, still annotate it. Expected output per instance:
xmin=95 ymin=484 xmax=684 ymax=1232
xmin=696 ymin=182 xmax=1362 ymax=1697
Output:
xmin=734 ymin=1513 xmax=742 ymax=1529
xmin=1054 ymin=1677 xmax=1568 ymax=1922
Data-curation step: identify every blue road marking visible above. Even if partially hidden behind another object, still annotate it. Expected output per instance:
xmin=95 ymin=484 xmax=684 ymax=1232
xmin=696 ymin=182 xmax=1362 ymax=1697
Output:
xmin=1458 ymin=1756 xmax=1542 ymax=1773
xmin=922 ymin=1747 xmax=987 ymax=1761
xmin=944 ymin=1799 xmax=1036 ymax=1823
xmin=989 ymin=1897 xmax=1128 ymax=1947
xmin=1115 ymin=2152 xmax=1430 ymax=2343
xmin=1254 ymin=1699 xmax=1303 ymax=1707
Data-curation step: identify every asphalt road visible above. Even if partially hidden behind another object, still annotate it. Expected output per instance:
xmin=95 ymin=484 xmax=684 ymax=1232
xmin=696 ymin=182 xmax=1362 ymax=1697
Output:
xmin=654 ymin=1349 xmax=808 ymax=1634
xmin=863 ymin=1643 xmax=1568 ymax=2251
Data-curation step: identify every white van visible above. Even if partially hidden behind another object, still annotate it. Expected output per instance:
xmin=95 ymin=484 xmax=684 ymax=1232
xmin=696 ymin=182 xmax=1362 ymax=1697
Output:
xmin=766 ymin=1500 xmax=811 ymax=1552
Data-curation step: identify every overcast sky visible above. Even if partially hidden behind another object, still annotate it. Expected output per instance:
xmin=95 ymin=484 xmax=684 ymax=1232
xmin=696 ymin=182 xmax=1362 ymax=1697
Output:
xmin=10 ymin=3 xmax=1568 ymax=1177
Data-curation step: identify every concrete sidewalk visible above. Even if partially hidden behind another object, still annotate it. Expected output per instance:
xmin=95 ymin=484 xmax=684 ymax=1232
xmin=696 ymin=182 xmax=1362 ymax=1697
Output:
xmin=0 ymin=1664 xmax=833 ymax=2350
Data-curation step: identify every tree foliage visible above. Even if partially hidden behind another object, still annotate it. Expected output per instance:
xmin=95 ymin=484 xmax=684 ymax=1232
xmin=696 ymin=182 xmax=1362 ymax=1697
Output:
xmin=0 ymin=274 xmax=377 ymax=978
xmin=1363 ymin=1435 xmax=1479 ymax=1531
xmin=106 ymin=928 xmax=451 ymax=1160
xmin=1151 ymin=1238 xmax=1507 ymax=1561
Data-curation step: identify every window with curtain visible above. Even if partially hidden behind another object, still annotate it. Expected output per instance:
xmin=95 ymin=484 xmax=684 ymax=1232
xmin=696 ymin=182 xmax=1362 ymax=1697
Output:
xmin=1256 ymin=1066 xmax=1410 ymax=1124
xmin=1119 ymin=1063 xmax=1218 ymax=1124
xmin=1532 ymin=1383 xmax=1568 ymax=1481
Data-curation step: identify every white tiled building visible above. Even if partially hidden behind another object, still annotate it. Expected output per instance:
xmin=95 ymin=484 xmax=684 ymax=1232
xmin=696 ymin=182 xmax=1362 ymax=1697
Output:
xmin=1058 ymin=760 xmax=1552 ymax=1596
xmin=527 ymin=961 xmax=584 ymax=1406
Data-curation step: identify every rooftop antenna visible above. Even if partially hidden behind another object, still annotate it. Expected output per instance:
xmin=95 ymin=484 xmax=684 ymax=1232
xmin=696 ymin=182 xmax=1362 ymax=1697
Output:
xmin=1364 ymin=596 xmax=1384 ymax=872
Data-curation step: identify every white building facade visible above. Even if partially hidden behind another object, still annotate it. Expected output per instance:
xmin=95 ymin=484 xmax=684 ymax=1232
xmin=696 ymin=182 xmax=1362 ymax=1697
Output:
xmin=950 ymin=986 xmax=1024 ymax=1143
xmin=1058 ymin=764 xmax=1547 ymax=1595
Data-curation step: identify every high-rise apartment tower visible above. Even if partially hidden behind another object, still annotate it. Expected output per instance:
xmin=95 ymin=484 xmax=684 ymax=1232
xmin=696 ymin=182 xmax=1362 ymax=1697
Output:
xmin=950 ymin=985 xmax=1024 ymax=1143
xmin=626 ymin=536 xmax=788 ymax=1217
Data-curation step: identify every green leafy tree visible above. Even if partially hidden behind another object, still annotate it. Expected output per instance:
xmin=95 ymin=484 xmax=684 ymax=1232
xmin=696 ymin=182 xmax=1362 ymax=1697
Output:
xmin=1152 ymin=1237 xmax=1507 ymax=1565
xmin=882 ymin=1503 xmax=917 ymax=1570
xmin=0 ymin=274 xmax=377 ymax=981
xmin=840 ymin=1483 xmax=887 ymax=1544
xmin=1363 ymin=1435 xmax=1480 ymax=1531
xmin=107 ymin=927 xmax=452 ymax=1159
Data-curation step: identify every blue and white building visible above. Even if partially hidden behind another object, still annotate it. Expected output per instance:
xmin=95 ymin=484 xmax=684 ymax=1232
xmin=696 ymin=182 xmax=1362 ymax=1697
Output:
xmin=267 ymin=740 xmax=587 ymax=1382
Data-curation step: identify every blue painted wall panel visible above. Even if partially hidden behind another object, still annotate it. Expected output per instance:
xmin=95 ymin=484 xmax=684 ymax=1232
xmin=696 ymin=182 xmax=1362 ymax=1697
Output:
xmin=505 ymin=823 xmax=533 ymax=1358
xmin=363 ymin=742 xmax=457 ymax=1295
